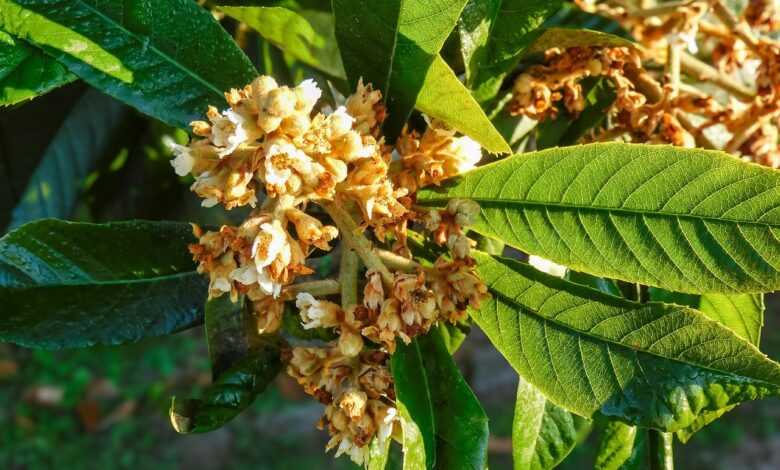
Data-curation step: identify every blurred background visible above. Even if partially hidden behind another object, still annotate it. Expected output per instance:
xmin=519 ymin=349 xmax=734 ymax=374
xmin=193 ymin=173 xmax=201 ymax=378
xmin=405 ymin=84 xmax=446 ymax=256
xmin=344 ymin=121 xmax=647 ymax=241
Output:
xmin=1 ymin=81 xmax=779 ymax=470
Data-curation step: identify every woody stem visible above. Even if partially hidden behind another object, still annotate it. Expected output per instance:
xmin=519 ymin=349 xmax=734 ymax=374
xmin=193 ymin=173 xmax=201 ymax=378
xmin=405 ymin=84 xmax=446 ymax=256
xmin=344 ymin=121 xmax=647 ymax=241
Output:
xmin=319 ymin=200 xmax=394 ymax=289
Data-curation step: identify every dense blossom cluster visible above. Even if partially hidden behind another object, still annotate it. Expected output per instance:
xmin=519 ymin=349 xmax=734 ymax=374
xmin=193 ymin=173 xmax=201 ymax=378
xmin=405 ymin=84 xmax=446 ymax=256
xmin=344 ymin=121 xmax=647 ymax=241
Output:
xmin=173 ymin=75 xmax=488 ymax=465
xmin=515 ymin=0 xmax=780 ymax=167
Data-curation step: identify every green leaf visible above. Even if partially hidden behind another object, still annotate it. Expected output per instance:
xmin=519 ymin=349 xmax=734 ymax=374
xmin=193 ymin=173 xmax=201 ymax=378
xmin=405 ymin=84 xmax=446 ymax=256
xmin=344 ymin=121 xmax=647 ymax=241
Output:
xmin=332 ymin=0 xmax=468 ymax=140
xmin=0 ymin=219 xmax=206 ymax=349
xmin=594 ymin=421 xmax=647 ymax=470
xmin=0 ymin=0 xmax=257 ymax=128
xmin=699 ymin=293 xmax=764 ymax=346
xmin=367 ymin=435 xmax=392 ymax=470
xmin=466 ymin=0 xmax=563 ymax=104
xmin=391 ymin=327 xmax=488 ymax=469
xmin=169 ymin=342 xmax=282 ymax=433
xmin=416 ymin=56 xmax=511 ymax=154
xmin=8 ymin=88 xmax=131 ymax=228
xmin=419 ymin=142 xmax=780 ymax=294
xmin=220 ymin=6 xmax=346 ymax=79
xmin=470 ymin=251 xmax=780 ymax=431
xmin=0 ymin=30 xmax=74 ymax=106
xmin=513 ymin=375 xmax=591 ymax=470
xmin=170 ymin=295 xmax=283 ymax=433
xmin=672 ymin=291 xmax=764 ymax=442
xmin=392 ymin=340 xmax=436 ymax=469
xmin=439 ymin=321 xmax=470 ymax=354
xmin=418 ymin=326 xmax=489 ymax=469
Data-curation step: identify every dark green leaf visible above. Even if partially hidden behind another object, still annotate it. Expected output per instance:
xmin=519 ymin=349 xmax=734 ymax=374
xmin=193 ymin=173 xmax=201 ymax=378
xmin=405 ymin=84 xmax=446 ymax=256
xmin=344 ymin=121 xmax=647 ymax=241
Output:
xmin=0 ymin=30 xmax=75 ymax=106
xmin=513 ymin=375 xmax=591 ymax=470
xmin=170 ymin=295 xmax=283 ymax=433
xmin=332 ymin=0 xmax=468 ymax=140
xmin=470 ymin=251 xmax=780 ymax=431
xmin=467 ymin=0 xmax=563 ymax=104
xmin=392 ymin=339 xmax=436 ymax=469
xmin=8 ymin=88 xmax=131 ymax=228
xmin=419 ymin=326 xmax=489 ymax=470
xmin=170 ymin=339 xmax=282 ymax=433
xmin=419 ymin=143 xmax=780 ymax=294
xmin=220 ymin=6 xmax=346 ymax=79
xmin=0 ymin=0 xmax=257 ymax=128
xmin=0 ymin=219 xmax=206 ymax=349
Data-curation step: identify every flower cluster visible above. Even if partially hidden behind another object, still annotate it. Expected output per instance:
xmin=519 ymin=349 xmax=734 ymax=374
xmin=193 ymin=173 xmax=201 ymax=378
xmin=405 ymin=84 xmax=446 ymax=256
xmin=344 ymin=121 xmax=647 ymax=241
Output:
xmin=287 ymin=348 xmax=396 ymax=466
xmin=175 ymin=75 xmax=489 ymax=466
xmin=514 ymin=1 xmax=780 ymax=167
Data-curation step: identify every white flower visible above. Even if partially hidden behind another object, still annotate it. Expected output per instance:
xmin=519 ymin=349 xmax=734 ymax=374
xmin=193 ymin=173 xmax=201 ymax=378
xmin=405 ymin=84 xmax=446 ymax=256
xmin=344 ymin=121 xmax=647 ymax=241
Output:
xmin=328 ymin=106 xmax=355 ymax=138
xmin=528 ymin=255 xmax=567 ymax=278
xmin=211 ymin=109 xmax=261 ymax=157
xmin=230 ymin=265 xmax=258 ymax=285
xmin=450 ymin=136 xmax=482 ymax=173
xmin=296 ymin=78 xmax=322 ymax=114
xmin=335 ymin=438 xmax=369 ymax=466
xmin=252 ymin=221 xmax=290 ymax=269
xmin=263 ymin=139 xmax=314 ymax=186
xmin=296 ymin=292 xmax=340 ymax=329
xmin=377 ymin=407 xmax=397 ymax=442
xmin=167 ymin=141 xmax=194 ymax=176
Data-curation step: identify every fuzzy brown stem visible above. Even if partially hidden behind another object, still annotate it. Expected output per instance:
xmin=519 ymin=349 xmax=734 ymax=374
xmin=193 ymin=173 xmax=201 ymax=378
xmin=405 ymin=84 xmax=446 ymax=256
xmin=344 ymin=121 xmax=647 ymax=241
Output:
xmin=284 ymin=280 xmax=341 ymax=297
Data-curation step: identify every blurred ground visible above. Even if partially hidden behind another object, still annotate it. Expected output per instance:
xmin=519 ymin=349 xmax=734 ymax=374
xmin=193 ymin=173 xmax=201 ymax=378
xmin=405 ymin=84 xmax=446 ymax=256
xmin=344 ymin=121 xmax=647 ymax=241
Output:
xmin=2 ymin=295 xmax=779 ymax=469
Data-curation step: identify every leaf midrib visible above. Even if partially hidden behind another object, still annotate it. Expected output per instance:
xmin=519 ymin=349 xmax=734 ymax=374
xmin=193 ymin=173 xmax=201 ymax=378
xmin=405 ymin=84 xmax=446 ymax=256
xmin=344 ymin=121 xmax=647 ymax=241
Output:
xmin=69 ymin=0 xmax=224 ymax=97
xmin=419 ymin=197 xmax=780 ymax=229
xmin=485 ymin=285 xmax=780 ymax=390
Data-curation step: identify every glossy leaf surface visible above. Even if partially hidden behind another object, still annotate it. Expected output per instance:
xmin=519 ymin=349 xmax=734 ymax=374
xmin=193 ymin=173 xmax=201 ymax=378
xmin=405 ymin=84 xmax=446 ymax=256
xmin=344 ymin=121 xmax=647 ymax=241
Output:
xmin=420 ymin=143 xmax=780 ymax=294
xmin=0 ymin=220 xmax=206 ymax=349
xmin=333 ymin=0 xmax=468 ymax=139
xmin=465 ymin=0 xmax=563 ymax=103
xmin=0 ymin=0 xmax=257 ymax=128
xmin=171 ymin=295 xmax=283 ymax=433
xmin=0 ymin=30 xmax=74 ymax=106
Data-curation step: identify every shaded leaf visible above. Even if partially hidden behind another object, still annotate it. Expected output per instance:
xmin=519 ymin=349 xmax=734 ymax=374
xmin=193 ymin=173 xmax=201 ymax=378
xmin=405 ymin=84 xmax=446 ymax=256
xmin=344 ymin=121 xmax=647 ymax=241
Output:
xmin=594 ymin=420 xmax=647 ymax=470
xmin=513 ymin=375 xmax=591 ymax=470
xmin=542 ymin=4 xmax=629 ymax=39
xmin=0 ymin=219 xmax=206 ymax=349
xmin=467 ymin=0 xmax=563 ymax=103
xmin=392 ymin=339 xmax=436 ymax=469
xmin=170 ymin=341 xmax=282 ymax=433
xmin=419 ymin=326 xmax=489 ymax=469
xmin=0 ymin=30 xmax=74 ymax=106
xmin=469 ymin=251 xmax=780 ymax=431
xmin=419 ymin=143 xmax=780 ymax=294
xmin=0 ymin=0 xmax=257 ymax=128
xmin=8 ymin=88 xmax=131 ymax=229
xmin=220 ymin=5 xmax=345 ymax=78
xmin=332 ymin=0 xmax=468 ymax=140
xmin=171 ymin=295 xmax=283 ymax=433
